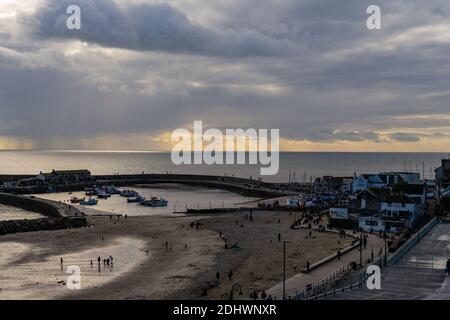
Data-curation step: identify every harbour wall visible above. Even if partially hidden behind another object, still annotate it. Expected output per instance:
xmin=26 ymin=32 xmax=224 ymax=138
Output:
xmin=0 ymin=193 xmax=87 ymax=235
xmin=0 ymin=193 xmax=61 ymax=218
xmin=1 ymin=173 xmax=296 ymax=198
xmin=0 ymin=217 xmax=87 ymax=235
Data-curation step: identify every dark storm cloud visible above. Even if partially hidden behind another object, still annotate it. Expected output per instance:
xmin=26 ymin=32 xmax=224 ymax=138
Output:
xmin=27 ymin=0 xmax=297 ymax=58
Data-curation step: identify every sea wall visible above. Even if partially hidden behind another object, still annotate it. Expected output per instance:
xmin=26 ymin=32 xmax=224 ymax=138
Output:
xmin=0 ymin=193 xmax=61 ymax=218
xmin=0 ymin=217 xmax=87 ymax=235
xmin=0 ymin=193 xmax=87 ymax=235
xmin=1 ymin=173 xmax=293 ymax=197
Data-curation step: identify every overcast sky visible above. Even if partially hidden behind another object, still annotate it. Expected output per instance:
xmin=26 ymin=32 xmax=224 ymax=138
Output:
xmin=1 ymin=0 xmax=450 ymax=151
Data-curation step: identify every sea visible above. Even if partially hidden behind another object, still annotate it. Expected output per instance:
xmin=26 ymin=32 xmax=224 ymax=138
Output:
xmin=0 ymin=150 xmax=447 ymax=182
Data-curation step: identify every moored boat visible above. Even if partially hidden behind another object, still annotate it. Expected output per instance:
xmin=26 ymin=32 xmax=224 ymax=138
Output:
xmin=70 ymin=196 xmax=84 ymax=204
xmin=80 ymin=198 xmax=98 ymax=206
xmin=127 ymin=195 xmax=145 ymax=203
xmin=140 ymin=196 xmax=168 ymax=207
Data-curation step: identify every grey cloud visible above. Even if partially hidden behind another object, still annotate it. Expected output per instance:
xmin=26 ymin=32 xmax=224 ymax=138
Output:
xmin=388 ymin=132 xmax=421 ymax=142
xmin=1 ymin=0 xmax=450 ymax=149
xmin=27 ymin=0 xmax=298 ymax=58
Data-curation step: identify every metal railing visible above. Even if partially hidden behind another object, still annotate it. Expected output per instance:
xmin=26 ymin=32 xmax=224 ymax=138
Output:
xmin=387 ymin=216 xmax=438 ymax=265
xmin=296 ymin=216 xmax=440 ymax=300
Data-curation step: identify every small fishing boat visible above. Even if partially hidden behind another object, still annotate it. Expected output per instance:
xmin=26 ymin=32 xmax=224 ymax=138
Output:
xmin=70 ymin=196 xmax=84 ymax=204
xmin=97 ymin=191 xmax=111 ymax=199
xmin=120 ymin=190 xmax=138 ymax=197
xmin=80 ymin=198 xmax=98 ymax=206
xmin=127 ymin=195 xmax=145 ymax=203
xmin=107 ymin=186 xmax=121 ymax=195
xmin=140 ymin=197 xmax=168 ymax=207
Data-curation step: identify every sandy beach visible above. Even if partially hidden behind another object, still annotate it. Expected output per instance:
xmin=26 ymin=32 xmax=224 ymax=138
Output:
xmin=0 ymin=209 xmax=351 ymax=300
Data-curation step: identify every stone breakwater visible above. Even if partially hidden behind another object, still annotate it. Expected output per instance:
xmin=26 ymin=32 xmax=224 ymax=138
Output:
xmin=0 ymin=173 xmax=299 ymax=197
xmin=0 ymin=217 xmax=87 ymax=235
xmin=0 ymin=193 xmax=87 ymax=235
xmin=0 ymin=193 xmax=61 ymax=218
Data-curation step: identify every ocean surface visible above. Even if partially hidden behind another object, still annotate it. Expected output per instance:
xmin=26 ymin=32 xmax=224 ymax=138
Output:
xmin=0 ymin=150 xmax=447 ymax=182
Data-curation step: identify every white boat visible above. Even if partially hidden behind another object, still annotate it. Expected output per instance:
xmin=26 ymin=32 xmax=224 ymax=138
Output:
xmin=97 ymin=191 xmax=111 ymax=199
xmin=127 ymin=195 xmax=145 ymax=203
xmin=80 ymin=198 xmax=98 ymax=206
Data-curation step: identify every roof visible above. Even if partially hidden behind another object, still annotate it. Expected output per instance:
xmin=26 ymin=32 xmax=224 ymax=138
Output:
xmin=392 ymin=184 xmax=424 ymax=195
xmin=54 ymin=170 xmax=90 ymax=174
xmin=383 ymin=194 xmax=416 ymax=204
xmin=38 ymin=169 xmax=91 ymax=176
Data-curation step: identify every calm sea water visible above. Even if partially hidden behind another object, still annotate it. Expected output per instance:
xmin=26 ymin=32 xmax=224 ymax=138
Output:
xmin=0 ymin=150 xmax=448 ymax=182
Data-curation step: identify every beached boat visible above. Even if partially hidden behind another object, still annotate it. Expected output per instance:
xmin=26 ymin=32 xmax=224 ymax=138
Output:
xmin=127 ymin=195 xmax=145 ymax=203
xmin=140 ymin=197 xmax=168 ymax=207
xmin=97 ymin=191 xmax=111 ymax=199
xmin=106 ymin=186 xmax=121 ymax=194
xmin=70 ymin=196 xmax=84 ymax=204
xmin=120 ymin=190 xmax=138 ymax=197
xmin=80 ymin=198 xmax=98 ymax=206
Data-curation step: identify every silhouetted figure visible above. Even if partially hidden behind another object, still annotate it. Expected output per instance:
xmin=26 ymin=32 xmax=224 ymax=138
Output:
xmin=216 ymin=271 xmax=220 ymax=280
xmin=278 ymin=233 xmax=281 ymax=242
xmin=228 ymin=270 xmax=233 ymax=281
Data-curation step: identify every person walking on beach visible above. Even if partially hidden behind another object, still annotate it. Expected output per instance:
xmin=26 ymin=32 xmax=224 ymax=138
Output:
xmin=228 ymin=270 xmax=233 ymax=281
xmin=337 ymin=250 xmax=341 ymax=261
xmin=216 ymin=271 xmax=220 ymax=280
xmin=90 ymin=260 xmax=93 ymax=268
xmin=306 ymin=261 xmax=310 ymax=274
xmin=278 ymin=233 xmax=281 ymax=242
xmin=60 ymin=258 xmax=64 ymax=270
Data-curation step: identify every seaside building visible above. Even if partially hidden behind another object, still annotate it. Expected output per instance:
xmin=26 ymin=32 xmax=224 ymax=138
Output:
xmin=352 ymin=189 xmax=423 ymax=233
xmin=351 ymin=172 xmax=421 ymax=194
xmin=19 ymin=169 xmax=92 ymax=186
xmin=435 ymin=159 xmax=450 ymax=210
xmin=313 ymin=176 xmax=353 ymax=193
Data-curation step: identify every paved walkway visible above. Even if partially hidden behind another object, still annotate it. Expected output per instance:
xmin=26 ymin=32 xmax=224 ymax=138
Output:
xmin=324 ymin=223 xmax=450 ymax=300
xmin=266 ymin=231 xmax=385 ymax=299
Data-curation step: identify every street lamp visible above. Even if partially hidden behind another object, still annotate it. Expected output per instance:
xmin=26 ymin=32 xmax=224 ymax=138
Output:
xmin=282 ymin=239 xmax=292 ymax=300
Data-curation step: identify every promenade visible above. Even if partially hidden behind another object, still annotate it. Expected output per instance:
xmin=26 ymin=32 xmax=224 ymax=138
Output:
xmin=266 ymin=231 xmax=385 ymax=299
xmin=324 ymin=222 xmax=450 ymax=300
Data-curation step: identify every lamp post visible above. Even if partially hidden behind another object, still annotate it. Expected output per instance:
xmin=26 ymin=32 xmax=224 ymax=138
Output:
xmin=359 ymin=232 xmax=363 ymax=267
xmin=282 ymin=240 xmax=292 ymax=300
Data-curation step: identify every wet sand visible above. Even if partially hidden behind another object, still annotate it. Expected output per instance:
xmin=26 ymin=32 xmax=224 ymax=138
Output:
xmin=0 ymin=204 xmax=44 ymax=221
xmin=0 ymin=211 xmax=350 ymax=299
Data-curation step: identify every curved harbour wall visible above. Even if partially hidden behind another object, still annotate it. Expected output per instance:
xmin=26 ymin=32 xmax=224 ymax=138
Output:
xmin=1 ymin=173 xmax=296 ymax=197
xmin=0 ymin=193 xmax=61 ymax=218
xmin=0 ymin=193 xmax=87 ymax=235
